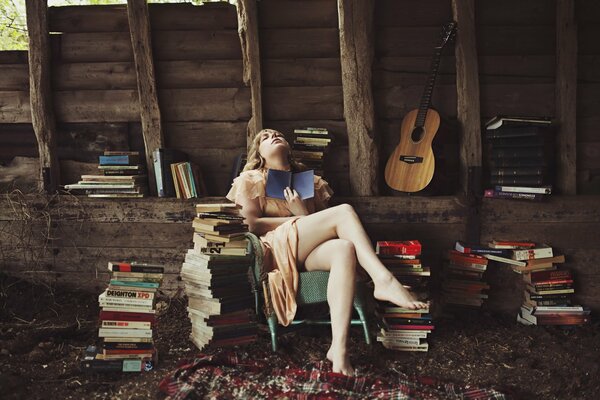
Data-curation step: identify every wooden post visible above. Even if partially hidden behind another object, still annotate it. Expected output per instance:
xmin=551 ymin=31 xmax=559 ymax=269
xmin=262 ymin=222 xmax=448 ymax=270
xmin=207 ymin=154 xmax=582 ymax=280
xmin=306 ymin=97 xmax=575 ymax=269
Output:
xmin=236 ymin=0 xmax=263 ymax=150
xmin=25 ymin=0 xmax=60 ymax=193
xmin=452 ymin=0 xmax=482 ymax=197
xmin=556 ymin=0 xmax=577 ymax=195
xmin=127 ymin=0 xmax=164 ymax=196
xmin=338 ymin=0 xmax=378 ymax=196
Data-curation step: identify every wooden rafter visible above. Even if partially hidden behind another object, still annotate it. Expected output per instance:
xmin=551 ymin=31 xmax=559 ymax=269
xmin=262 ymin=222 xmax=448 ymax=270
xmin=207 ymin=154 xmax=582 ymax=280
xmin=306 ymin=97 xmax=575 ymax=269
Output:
xmin=127 ymin=0 xmax=164 ymax=196
xmin=338 ymin=0 xmax=378 ymax=195
xmin=556 ymin=0 xmax=577 ymax=195
xmin=25 ymin=0 xmax=60 ymax=193
xmin=236 ymin=0 xmax=263 ymax=150
xmin=452 ymin=0 xmax=482 ymax=196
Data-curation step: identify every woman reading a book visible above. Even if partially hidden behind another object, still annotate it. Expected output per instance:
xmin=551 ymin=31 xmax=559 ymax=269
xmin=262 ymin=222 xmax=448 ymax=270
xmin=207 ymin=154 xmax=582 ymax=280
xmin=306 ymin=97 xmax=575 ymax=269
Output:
xmin=226 ymin=128 xmax=428 ymax=375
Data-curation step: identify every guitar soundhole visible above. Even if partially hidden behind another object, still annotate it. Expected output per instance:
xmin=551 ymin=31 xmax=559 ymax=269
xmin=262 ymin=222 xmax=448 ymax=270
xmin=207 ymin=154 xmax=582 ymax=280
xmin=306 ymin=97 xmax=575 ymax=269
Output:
xmin=411 ymin=126 xmax=425 ymax=142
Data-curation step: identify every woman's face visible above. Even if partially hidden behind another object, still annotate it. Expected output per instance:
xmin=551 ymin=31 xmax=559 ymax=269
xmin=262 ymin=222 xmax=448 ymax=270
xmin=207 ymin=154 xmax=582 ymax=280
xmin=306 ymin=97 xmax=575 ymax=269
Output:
xmin=258 ymin=130 xmax=290 ymax=161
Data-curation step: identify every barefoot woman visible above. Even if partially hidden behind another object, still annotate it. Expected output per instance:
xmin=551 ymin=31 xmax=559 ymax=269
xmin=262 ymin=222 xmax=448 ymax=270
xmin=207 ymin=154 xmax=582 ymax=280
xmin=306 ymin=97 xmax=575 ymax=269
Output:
xmin=226 ymin=129 xmax=428 ymax=375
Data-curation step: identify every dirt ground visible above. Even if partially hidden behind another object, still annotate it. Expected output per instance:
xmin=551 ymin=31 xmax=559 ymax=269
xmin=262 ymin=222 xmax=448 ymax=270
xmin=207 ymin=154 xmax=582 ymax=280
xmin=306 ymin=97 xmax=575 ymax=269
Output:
xmin=0 ymin=274 xmax=599 ymax=400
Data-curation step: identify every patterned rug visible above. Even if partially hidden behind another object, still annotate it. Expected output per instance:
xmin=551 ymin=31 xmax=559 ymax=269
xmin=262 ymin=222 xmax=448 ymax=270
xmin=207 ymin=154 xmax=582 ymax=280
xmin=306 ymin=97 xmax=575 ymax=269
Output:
xmin=158 ymin=351 xmax=507 ymax=400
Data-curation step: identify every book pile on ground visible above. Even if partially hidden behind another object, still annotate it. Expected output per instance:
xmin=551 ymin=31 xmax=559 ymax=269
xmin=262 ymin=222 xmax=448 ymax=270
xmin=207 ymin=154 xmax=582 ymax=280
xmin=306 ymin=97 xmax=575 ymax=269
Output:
xmin=483 ymin=115 xmax=554 ymax=200
xmin=81 ymin=261 xmax=164 ymax=372
xmin=182 ymin=203 xmax=256 ymax=350
xmin=375 ymin=240 xmax=433 ymax=352
xmin=292 ymin=127 xmax=333 ymax=176
xmin=441 ymin=243 xmax=490 ymax=309
xmin=480 ymin=240 xmax=591 ymax=326
xmin=65 ymin=151 xmax=148 ymax=198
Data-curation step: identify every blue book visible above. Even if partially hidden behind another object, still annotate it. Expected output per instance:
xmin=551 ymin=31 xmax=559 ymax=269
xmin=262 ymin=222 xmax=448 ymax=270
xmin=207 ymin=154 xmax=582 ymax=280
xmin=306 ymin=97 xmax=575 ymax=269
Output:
xmin=266 ymin=169 xmax=314 ymax=200
xmin=109 ymin=280 xmax=160 ymax=289
xmin=99 ymin=155 xmax=138 ymax=166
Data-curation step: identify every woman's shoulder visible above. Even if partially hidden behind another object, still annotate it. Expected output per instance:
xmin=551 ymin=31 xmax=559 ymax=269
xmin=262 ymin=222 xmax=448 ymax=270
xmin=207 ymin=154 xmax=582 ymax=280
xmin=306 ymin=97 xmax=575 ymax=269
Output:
xmin=237 ymin=169 xmax=266 ymax=182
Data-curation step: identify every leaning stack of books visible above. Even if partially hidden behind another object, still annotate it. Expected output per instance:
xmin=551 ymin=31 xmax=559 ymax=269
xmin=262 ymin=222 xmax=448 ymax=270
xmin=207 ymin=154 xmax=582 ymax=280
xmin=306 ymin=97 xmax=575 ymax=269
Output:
xmin=483 ymin=115 xmax=554 ymax=200
xmin=375 ymin=240 xmax=433 ymax=352
xmin=181 ymin=203 xmax=256 ymax=350
xmin=481 ymin=240 xmax=591 ymax=326
xmin=81 ymin=261 xmax=163 ymax=373
xmin=292 ymin=127 xmax=333 ymax=176
xmin=441 ymin=244 xmax=490 ymax=309
xmin=65 ymin=151 xmax=148 ymax=198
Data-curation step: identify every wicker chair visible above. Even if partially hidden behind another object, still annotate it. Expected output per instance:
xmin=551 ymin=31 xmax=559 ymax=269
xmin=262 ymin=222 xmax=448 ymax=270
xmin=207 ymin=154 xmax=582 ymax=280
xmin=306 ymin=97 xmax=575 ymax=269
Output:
xmin=245 ymin=232 xmax=371 ymax=351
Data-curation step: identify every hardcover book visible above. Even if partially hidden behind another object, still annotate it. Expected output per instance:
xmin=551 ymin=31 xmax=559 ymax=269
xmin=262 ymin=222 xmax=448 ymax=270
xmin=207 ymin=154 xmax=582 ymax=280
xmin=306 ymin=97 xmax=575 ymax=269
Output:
xmin=265 ymin=169 xmax=314 ymax=200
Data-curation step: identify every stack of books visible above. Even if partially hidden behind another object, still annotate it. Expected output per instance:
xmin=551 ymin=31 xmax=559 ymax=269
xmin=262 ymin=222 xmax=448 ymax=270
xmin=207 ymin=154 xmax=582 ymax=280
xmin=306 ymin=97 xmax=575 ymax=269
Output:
xmin=292 ymin=127 xmax=333 ymax=176
xmin=442 ymin=243 xmax=490 ymax=309
xmin=483 ymin=115 xmax=554 ymax=200
xmin=65 ymin=151 xmax=148 ymax=198
xmin=171 ymin=161 xmax=205 ymax=199
xmin=81 ymin=261 xmax=163 ymax=372
xmin=481 ymin=240 xmax=591 ymax=326
xmin=375 ymin=240 xmax=433 ymax=352
xmin=181 ymin=203 xmax=256 ymax=350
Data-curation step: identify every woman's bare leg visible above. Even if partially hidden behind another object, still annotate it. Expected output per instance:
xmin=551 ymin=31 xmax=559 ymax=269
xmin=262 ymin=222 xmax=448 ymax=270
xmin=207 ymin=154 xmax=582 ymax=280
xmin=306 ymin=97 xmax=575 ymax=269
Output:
xmin=303 ymin=239 xmax=356 ymax=376
xmin=296 ymin=204 xmax=428 ymax=310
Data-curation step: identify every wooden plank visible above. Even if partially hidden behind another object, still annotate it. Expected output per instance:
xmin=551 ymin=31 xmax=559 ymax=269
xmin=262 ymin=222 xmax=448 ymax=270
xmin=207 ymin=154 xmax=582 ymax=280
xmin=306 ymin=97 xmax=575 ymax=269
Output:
xmin=578 ymin=84 xmax=600 ymax=117
xmin=25 ymin=0 xmax=60 ymax=192
xmin=54 ymin=90 xmax=139 ymax=122
xmin=555 ymin=0 xmax=578 ymax=195
xmin=260 ymin=28 xmax=340 ymax=59
xmin=579 ymin=55 xmax=600 ymax=82
xmin=127 ymin=0 xmax=164 ymax=197
xmin=48 ymin=3 xmax=237 ymax=32
xmin=375 ymin=0 xmax=452 ymax=27
xmin=160 ymin=88 xmax=251 ymax=122
xmin=164 ymin=122 xmax=247 ymax=149
xmin=52 ymin=60 xmax=244 ymax=90
xmin=476 ymin=0 xmax=555 ymax=26
xmin=480 ymin=196 xmax=600 ymax=223
xmin=578 ymin=143 xmax=600 ymax=170
xmin=0 ymin=221 xmax=192 ymax=249
xmin=0 ymin=123 xmax=36 ymax=144
xmin=237 ymin=0 xmax=263 ymax=149
xmin=263 ymin=58 xmax=341 ymax=87
xmin=56 ymin=30 xmax=241 ymax=63
xmin=579 ymin=25 xmax=600 ymax=54
xmin=0 ymin=91 xmax=31 ymax=123
xmin=576 ymin=0 xmax=600 ymax=24
xmin=0 ymin=64 xmax=29 ymax=90
xmin=480 ymin=83 xmax=555 ymax=118
xmin=453 ymin=0 xmax=482 ymax=198
xmin=0 ymin=145 xmax=37 ymax=159
xmin=56 ymin=123 xmax=129 ymax=163
xmin=0 ymin=50 xmax=28 ymax=64
xmin=338 ymin=0 xmax=377 ymax=196
xmin=59 ymin=160 xmax=98 ymax=186
xmin=376 ymin=27 xmax=554 ymax=57
xmin=374 ymin=85 xmax=457 ymax=119
xmin=263 ymin=86 xmax=343 ymax=120
xmin=258 ymin=0 xmax=337 ymax=28
xmin=577 ymin=117 xmax=600 ymax=143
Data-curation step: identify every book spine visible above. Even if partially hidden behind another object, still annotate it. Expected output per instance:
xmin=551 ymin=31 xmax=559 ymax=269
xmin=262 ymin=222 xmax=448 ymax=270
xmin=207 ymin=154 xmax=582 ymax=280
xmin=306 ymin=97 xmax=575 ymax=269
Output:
xmin=99 ymin=155 xmax=137 ymax=165
xmin=490 ymin=167 xmax=547 ymax=176
xmin=98 ymin=328 xmax=153 ymax=338
xmin=490 ymin=176 xmax=546 ymax=186
xmin=494 ymin=185 xmax=552 ymax=194
xmin=512 ymin=247 xmax=553 ymax=261
xmin=153 ymin=149 xmax=166 ymax=197
xmin=100 ymin=320 xmax=152 ymax=329
xmin=108 ymin=263 xmax=164 ymax=274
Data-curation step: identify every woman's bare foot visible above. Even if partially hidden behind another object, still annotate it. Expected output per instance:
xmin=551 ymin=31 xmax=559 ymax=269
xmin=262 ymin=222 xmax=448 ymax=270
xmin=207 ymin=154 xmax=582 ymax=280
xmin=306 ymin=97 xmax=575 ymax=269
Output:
xmin=326 ymin=345 xmax=354 ymax=376
xmin=373 ymin=274 xmax=429 ymax=309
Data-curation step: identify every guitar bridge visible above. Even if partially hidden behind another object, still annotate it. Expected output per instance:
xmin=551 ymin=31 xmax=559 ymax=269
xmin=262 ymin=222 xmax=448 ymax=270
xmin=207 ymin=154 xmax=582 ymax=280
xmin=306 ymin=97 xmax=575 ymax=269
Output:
xmin=399 ymin=155 xmax=423 ymax=164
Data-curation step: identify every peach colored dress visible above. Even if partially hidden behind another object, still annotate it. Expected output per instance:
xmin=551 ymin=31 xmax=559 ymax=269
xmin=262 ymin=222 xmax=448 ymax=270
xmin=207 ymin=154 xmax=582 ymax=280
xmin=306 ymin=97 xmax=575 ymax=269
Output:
xmin=226 ymin=169 xmax=333 ymax=326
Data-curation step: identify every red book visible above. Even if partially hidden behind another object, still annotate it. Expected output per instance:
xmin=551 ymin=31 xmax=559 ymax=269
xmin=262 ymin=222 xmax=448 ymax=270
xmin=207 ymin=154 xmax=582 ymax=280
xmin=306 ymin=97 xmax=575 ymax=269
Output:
xmin=100 ymin=310 xmax=156 ymax=324
xmin=529 ymin=269 xmax=572 ymax=283
xmin=447 ymin=250 xmax=488 ymax=265
xmin=376 ymin=240 xmax=421 ymax=256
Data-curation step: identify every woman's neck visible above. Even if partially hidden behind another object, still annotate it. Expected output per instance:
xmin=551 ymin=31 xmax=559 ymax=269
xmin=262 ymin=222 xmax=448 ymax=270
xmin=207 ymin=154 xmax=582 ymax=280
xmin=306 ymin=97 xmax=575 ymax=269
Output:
xmin=264 ymin=156 xmax=290 ymax=171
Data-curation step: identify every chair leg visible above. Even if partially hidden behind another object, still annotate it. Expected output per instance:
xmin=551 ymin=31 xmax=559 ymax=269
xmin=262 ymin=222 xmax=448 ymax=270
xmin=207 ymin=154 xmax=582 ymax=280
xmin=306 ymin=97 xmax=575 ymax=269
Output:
xmin=267 ymin=314 xmax=278 ymax=352
xmin=354 ymin=304 xmax=371 ymax=345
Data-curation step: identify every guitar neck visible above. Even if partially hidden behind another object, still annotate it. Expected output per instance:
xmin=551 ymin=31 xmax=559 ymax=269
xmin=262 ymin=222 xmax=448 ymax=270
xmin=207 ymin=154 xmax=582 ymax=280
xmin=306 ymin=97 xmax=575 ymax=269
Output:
xmin=415 ymin=48 xmax=443 ymax=128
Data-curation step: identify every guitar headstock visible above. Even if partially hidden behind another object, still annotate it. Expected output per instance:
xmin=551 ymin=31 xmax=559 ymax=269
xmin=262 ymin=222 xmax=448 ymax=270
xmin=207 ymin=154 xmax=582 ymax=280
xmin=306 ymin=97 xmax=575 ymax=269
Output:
xmin=438 ymin=21 xmax=457 ymax=49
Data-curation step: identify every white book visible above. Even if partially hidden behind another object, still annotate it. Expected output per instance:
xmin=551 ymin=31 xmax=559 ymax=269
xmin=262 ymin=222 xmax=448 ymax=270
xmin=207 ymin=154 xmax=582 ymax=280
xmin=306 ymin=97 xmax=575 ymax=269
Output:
xmin=511 ymin=245 xmax=553 ymax=261
xmin=533 ymin=306 xmax=584 ymax=315
xmin=483 ymin=254 xmax=526 ymax=267
xmin=100 ymin=320 xmax=152 ymax=329
xmin=494 ymin=185 xmax=552 ymax=194
xmin=98 ymin=328 xmax=153 ymax=338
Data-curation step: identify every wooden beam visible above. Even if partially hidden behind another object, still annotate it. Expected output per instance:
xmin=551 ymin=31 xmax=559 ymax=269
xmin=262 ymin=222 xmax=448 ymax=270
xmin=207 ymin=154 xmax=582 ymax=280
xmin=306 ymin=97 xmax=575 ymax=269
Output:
xmin=25 ymin=0 xmax=59 ymax=192
xmin=338 ymin=0 xmax=378 ymax=195
xmin=556 ymin=0 xmax=577 ymax=195
xmin=236 ymin=0 xmax=263 ymax=150
xmin=127 ymin=0 xmax=164 ymax=196
xmin=452 ymin=0 xmax=482 ymax=197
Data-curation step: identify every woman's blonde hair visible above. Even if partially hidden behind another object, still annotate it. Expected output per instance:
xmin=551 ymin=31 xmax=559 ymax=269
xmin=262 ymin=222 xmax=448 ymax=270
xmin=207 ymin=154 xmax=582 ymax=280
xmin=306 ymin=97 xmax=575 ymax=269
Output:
xmin=243 ymin=128 xmax=306 ymax=172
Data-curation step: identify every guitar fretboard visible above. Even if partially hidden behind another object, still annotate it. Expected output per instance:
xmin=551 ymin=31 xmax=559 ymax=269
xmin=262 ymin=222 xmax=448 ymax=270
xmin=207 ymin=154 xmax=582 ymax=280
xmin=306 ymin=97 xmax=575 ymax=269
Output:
xmin=415 ymin=47 xmax=443 ymax=128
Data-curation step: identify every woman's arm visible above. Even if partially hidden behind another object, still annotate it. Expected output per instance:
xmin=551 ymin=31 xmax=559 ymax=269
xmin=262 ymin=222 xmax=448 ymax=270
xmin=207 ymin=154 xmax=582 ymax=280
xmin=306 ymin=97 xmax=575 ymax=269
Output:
xmin=237 ymin=194 xmax=295 ymax=236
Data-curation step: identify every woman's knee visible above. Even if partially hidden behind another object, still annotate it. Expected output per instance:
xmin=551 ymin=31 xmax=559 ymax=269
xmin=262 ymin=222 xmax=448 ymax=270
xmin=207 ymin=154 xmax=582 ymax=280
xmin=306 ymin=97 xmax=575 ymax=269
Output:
xmin=332 ymin=239 xmax=356 ymax=267
xmin=332 ymin=203 xmax=358 ymax=221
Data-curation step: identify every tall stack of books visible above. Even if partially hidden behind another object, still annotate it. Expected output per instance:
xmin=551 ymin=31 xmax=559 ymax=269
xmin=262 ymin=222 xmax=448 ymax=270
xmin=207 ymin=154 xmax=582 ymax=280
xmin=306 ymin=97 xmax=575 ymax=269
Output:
xmin=181 ymin=203 xmax=257 ymax=350
xmin=483 ymin=116 xmax=554 ymax=200
xmin=65 ymin=151 xmax=148 ymax=198
xmin=292 ymin=127 xmax=333 ymax=176
xmin=481 ymin=240 xmax=591 ymax=326
xmin=81 ymin=261 xmax=163 ymax=373
xmin=375 ymin=240 xmax=433 ymax=352
xmin=441 ymin=243 xmax=490 ymax=309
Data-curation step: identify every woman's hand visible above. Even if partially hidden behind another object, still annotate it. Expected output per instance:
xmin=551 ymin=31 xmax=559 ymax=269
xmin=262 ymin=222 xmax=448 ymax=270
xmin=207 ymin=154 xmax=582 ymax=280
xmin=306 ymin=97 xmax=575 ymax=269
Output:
xmin=284 ymin=187 xmax=309 ymax=216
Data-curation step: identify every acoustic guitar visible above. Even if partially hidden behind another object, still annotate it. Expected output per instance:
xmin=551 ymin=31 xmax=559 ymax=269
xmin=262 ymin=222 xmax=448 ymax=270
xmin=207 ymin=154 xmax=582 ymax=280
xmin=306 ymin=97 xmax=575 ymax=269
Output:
xmin=384 ymin=22 xmax=457 ymax=192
